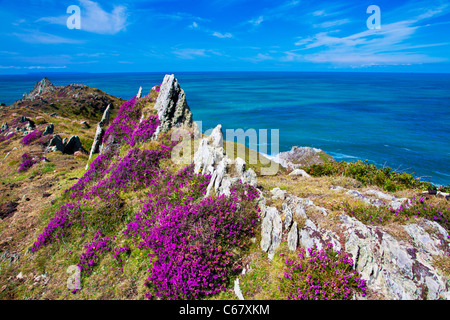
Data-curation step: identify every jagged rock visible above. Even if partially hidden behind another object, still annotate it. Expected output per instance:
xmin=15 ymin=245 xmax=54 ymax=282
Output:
xmin=299 ymin=218 xmax=341 ymax=254
xmin=260 ymin=206 xmax=283 ymax=260
xmin=49 ymin=113 xmax=57 ymax=117
xmin=1 ymin=122 xmax=8 ymax=132
xmin=47 ymin=135 xmax=64 ymax=153
xmin=22 ymin=77 xmax=56 ymax=101
xmin=273 ymin=146 xmax=334 ymax=169
xmin=87 ymin=105 xmax=111 ymax=169
xmin=81 ymin=121 xmax=90 ymax=128
xmin=43 ymin=123 xmax=54 ymax=136
xmin=234 ymin=278 xmax=245 ymax=300
xmin=287 ymin=222 xmax=298 ymax=251
xmin=339 ymin=214 xmax=449 ymax=300
xmin=193 ymin=124 xmax=256 ymax=197
xmin=64 ymin=136 xmax=83 ymax=154
xmin=270 ymin=187 xmax=286 ymax=200
xmin=137 ymin=86 xmax=142 ymax=99
xmin=153 ymin=74 xmax=194 ymax=138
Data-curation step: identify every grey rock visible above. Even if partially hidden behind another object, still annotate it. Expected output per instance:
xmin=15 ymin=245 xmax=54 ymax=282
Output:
xmin=234 ymin=278 xmax=245 ymax=300
xmin=137 ymin=86 xmax=142 ymax=99
xmin=273 ymin=146 xmax=334 ymax=169
xmin=87 ymin=105 xmax=111 ymax=168
xmin=43 ymin=123 xmax=54 ymax=136
xmin=1 ymin=122 xmax=8 ymax=132
xmin=234 ymin=157 xmax=246 ymax=176
xmin=270 ymin=187 xmax=286 ymax=200
xmin=22 ymin=77 xmax=56 ymax=101
xmin=49 ymin=113 xmax=57 ymax=117
xmin=64 ymin=135 xmax=83 ymax=154
xmin=260 ymin=207 xmax=282 ymax=260
xmin=289 ymin=169 xmax=311 ymax=177
xmin=47 ymin=135 xmax=64 ymax=153
xmin=287 ymin=222 xmax=298 ymax=251
xmin=153 ymin=74 xmax=194 ymax=138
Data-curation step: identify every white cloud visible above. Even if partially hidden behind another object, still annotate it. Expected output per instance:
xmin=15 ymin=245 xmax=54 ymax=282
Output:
xmin=248 ymin=16 xmax=264 ymax=26
xmin=173 ymin=48 xmax=223 ymax=59
xmin=288 ymin=5 xmax=450 ymax=68
xmin=0 ymin=65 xmax=67 ymax=70
xmin=212 ymin=32 xmax=233 ymax=38
xmin=39 ymin=0 xmax=128 ymax=35
xmin=12 ymin=31 xmax=83 ymax=44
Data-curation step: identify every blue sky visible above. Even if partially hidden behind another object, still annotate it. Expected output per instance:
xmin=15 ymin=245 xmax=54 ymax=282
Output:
xmin=1 ymin=0 xmax=449 ymax=73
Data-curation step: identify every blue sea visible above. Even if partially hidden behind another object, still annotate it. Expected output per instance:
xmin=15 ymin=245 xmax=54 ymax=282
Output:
xmin=0 ymin=72 xmax=449 ymax=186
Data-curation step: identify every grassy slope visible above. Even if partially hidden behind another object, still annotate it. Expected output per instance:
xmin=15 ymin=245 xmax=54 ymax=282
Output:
xmin=0 ymin=91 xmax=448 ymax=300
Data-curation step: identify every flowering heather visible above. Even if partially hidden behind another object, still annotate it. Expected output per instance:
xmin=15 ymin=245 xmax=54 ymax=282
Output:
xmin=129 ymin=116 xmax=160 ymax=146
xmin=125 ymin=180 xmax=260 ymax=300
xmin=78 ymin=231 xmax=112 ymax=272
xmin=279 ymin=243 xmax=367 ymax=300
xmin=0 ymin=132 xmax=16 ymax=143
xmin=391 ymin=196 xmax=450 ymax=236
xmin=113 ymin=244 xmax=130 ymax=263
xmin=66 ymin=152 xmax=115 ymax=199
xmin=30 ymin=202 xmax=81 ymax=252
xmin=85 ymin=148 xmax=169 ymax=200
xmin=21 ymin=130 xmax=43 ymax=146
xmin=102 ymin=97 xmax=140 ymax=146
xmin=32 ymin=95 xmax=262 ymax=299
xmin=341 ymin=196 xmax=450 ymax=235
xmin=18 ymin=152 xmax=37 ymax=173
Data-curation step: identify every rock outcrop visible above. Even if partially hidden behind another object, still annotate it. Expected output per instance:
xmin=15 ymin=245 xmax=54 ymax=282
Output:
xmin=22 ymin=77 xmax=56 ymax=101
xmin=43 ymin=123 xmax=54 ymax=136
xmin=86 ymin=105 xmax=111 ymax=169
xmin=153 ymin=74 xmax=194 ymax=138
xmin=64 ymin=135 xmax=83 ymax=154
xmin=273 ymin=146 xmax=334 ymax=169
xmin=193 ymin=124 xmax=257 ymax=197
xmin=257 ymin=187 xmax=450 ymax=300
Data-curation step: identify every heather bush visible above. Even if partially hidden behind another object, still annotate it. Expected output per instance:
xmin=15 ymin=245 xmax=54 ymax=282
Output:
xmin=18 ymin=152 xmax=37 ymax=173
xmin=136 ymin=183 xmax=260 ymax=300
xmin=78 ymin=231 xmax=112 ymax=272
xmin=279 ymin=244 xmax=367 ymax=300
xmin=102 ymin=97 xmax=141 ymax=146
xmin=32 ymin=95 xmax=263 ymax=300
xmin=21 ymin=130 xmax=43 ymax=146
xmin=30 ymin=202 xmax=83 ymax=252
xmin=306 ymin=160 xmax=437 ymax=191
xmin=129 ymin=115 xmax=160 ymax=146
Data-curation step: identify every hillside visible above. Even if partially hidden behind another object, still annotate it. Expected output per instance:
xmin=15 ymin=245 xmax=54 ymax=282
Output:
xmin=0 ymin=75 xmax=449 ymax=301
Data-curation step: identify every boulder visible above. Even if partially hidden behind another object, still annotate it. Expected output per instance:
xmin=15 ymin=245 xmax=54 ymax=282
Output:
xmin=43 ymin=123 xmax=54 ymax=136
xmin=1 ymin=122 xmax=8 ymax=132
xmin=47 ymin=135 xmax=64 ymax=153
xmin=289 ymin=169 xmax=311 ymax=177
xmin=260 ymin=206 xmax=283 ymax=260
xmin=64 ymin=135 xmax=83 ymax=154
xmin=270 ymin=187 xmax=287 ymax=200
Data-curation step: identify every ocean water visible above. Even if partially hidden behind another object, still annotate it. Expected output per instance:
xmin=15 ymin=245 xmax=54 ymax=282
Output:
xmin=0 ymin=72 xmax=449 ymax=185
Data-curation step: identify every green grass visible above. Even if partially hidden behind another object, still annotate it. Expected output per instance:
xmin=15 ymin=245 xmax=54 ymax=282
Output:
xmin=305 ymin=160 xmax=442 ymax=192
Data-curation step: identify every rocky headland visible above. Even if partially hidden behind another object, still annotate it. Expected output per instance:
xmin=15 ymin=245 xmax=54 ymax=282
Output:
xmin=0 ymin=75 xmax=448 ymax=300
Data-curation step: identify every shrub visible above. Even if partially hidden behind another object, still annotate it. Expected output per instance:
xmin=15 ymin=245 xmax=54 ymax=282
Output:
xmin=306 ymin=160 xmax=433 ymax=191
xmin=18 ymin=152 xmax=37 ymax=173
xmin=279 ymin=244 xmax=367 ymax=300
xmin=30 ymin=202 xmax=82 ymax=252
xmin=78 ymin=231 xmax=112 ymax=272
xmin=21 ymin=130 xmax=43 ymax=146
